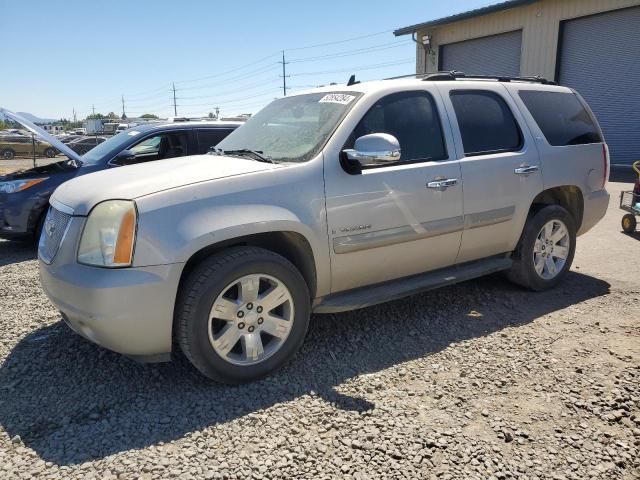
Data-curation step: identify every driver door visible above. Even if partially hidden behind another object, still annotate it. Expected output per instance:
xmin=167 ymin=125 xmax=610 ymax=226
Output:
xmin=324 ymin=89 xmax=464 ymax=293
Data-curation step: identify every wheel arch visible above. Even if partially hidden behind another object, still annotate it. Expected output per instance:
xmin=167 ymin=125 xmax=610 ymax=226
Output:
xmin=176 ymin=230 xmax=318 ymax=301
xmin=530 ymin=185 xmax=584 ymax=230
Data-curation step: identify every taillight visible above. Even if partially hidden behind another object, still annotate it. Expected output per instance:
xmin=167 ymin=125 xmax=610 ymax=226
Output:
xmin=602 ymin=143 xmax=610 ymax=189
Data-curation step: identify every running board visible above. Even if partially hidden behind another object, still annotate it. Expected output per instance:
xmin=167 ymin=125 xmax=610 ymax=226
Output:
xmin=313 ymin=256 xmax=512 ymax=313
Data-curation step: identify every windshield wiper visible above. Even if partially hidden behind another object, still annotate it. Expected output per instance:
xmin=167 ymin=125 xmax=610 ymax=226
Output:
xmin=215 ymin=148 xmax=275 ymax=164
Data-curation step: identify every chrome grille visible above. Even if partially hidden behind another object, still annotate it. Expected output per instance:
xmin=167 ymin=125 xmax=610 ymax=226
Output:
xmin=39 ymin=207 xmax=72 ymax=264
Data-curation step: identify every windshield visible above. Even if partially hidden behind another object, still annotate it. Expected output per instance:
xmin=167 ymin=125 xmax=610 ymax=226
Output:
xmin=216 ymin=92 xmax=362 ymax=163
xmin=81 ymin=130 xmax=143 ymax=164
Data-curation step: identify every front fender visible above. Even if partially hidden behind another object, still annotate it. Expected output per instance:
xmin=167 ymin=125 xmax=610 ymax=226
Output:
xmin=133 ymin=202 xmax=330 ymax=296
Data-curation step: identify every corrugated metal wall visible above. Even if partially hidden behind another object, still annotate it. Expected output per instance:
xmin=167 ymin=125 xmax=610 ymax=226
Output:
xmin=558 ymin=7 xmax=640 ymax=165
xmin=440 ymin=30 xmax=522 ymax=76
xmin=416 ymin=0 xmax=640 ymax=78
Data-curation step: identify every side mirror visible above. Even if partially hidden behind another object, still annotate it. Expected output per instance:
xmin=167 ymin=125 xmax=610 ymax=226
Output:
xmin=111 ymin=149 xmax=137 ymax=165
xmin=342 ymin=133 xmax=401 ymax=172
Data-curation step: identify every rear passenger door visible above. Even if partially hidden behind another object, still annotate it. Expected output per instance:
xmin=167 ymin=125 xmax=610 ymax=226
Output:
xmin=437 ymin=83 xmax=542 ymax=263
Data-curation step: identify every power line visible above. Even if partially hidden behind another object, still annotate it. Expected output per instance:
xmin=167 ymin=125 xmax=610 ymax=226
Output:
xmin=176 ymin=78 xmax=280 ymax=100
xmin=174 ymin=52 xmax=280 ymax=85
xmin=286 ymin=29 xmax=394 ymax=52
xmin=289 ymin=59 xmax=414 ymax=77
xmin=288 ymin=40 xmax=412 ymax=63
xmin=176 ymin=89 xmax=278 ymax=107
xmin=174 ymin=64 xmax=280 ymax=92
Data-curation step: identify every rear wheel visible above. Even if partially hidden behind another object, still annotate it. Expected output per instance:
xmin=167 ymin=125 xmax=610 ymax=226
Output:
xmin=176 ymin=246 xmax=310 ymax=384
xmin=507 ymin=205 xmax=576 ymax=291
xmin=622 ymin=213 xmax=637 ymax=233
xmin=1 ymin=149 xmax=15 ymax=160
xmin=44 ymin=148 xmax=57 ymax=158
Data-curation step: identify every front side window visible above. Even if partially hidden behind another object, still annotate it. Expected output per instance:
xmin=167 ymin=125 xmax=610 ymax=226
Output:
xmin=347 ymin=90 xmax=447 ymax=163
xmin=518 ymin=90 xmax=602 ymax=146
xmin=130 ymin=132 xmax=188 ymax=162
xmin=450 ymin=90 xmax=522 ymax=156
xmin=216 ymin=92 xmax=362 ymax=163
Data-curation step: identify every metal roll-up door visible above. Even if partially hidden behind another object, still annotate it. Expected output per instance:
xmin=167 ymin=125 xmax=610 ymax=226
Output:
xmin=559 ymin=7 xmax=640 ymax=166
xmin=440 ymin=30 xmax=522 ymax=77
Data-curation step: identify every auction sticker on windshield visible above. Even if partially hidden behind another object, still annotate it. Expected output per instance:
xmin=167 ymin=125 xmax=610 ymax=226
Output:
xmin=319 ymin=94 xmax=356 ymax=105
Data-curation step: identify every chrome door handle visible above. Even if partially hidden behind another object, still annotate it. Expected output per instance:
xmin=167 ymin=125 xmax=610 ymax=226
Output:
xmin=514 ymin=165 xmax=539 ymax=175
xmin=427 ymin=178 xmax=458 ymax=189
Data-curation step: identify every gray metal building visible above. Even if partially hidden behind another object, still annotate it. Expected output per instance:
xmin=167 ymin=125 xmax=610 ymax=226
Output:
xmin=395 ymin=0 xmax=640 ymax=166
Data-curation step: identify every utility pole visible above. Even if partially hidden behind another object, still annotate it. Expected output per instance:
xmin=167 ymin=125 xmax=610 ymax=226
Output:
xmin=121 ymin=95 xmax=126 ymax=119
xmin=72 ymin=108 xmax=77 ymax=124
xmin=172 ymin=83 xmax=178 ymax=117
xmin=92 ymin=104 xmax=95 ymax=116
xmin=279 ymin=50 xmax=290 ymax=96
xmin=215 ymin=106 xmax=220 ymax=119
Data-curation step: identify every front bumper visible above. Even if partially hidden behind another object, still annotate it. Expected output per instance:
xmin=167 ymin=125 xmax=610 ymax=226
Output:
xmin=39 ymin=257 xmax=184 ymax=361
xmin=578 ymin=188 xmax=610 ymax=236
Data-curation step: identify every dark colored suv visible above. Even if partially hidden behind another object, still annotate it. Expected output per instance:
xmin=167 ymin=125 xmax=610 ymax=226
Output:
xmin=0 ymin=120 xmax=241 ymax=240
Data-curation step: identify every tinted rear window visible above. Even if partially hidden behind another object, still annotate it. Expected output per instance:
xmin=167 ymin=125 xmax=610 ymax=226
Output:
xmin=197 ymin=128 xmax=233 ymax=154
xmin=450 ymin=90 xmax=522 ymax=156
xmin=519 ymin=90 xmax=602 ymax=146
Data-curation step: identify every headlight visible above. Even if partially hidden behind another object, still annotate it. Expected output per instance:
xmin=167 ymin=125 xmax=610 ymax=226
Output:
xmin=0 ymin=178 xmax=47 ymax=193
xmin=78 ymin=200 xmax=137 ymax=267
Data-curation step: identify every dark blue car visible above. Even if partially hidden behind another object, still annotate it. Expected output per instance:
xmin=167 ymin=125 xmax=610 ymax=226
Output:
xmin=0 ymin=120 xmax=241 ymax=241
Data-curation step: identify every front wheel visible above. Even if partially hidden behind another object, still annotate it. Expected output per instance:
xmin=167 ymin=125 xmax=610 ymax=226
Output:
xmin=44 ymin=148 xmax=57 ymax=158
xmin=507 ymin=205 xmax=576 ymax=291
xmin=622 ymin=214 xmax=637 ymax=233
xmin=1 ymin=149 xmax=15 ymax=160
xmin=176 ymin=246 xmax=310 ymax=384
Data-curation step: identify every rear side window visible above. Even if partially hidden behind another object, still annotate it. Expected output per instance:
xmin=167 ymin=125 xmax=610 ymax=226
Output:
xmin=450 ymin=90 xmax=522 ymax=156
xmin=349 ymin=91 xmax=447 ymax=163
xmin=197 ymin=128 xmax=233 ymax=154
xmin=519 ymin=90 xmax=602 ymax=146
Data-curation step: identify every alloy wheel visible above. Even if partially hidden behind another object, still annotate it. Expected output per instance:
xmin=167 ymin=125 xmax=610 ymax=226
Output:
xmin=533 ymin=219 xmax=570 ymax=280
xmin=208 ymin=273 xmax=294 ymax=366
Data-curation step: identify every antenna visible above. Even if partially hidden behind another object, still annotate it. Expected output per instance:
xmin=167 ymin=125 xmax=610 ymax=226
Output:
xmin=346 ymin=74 xmax=359 ymax=86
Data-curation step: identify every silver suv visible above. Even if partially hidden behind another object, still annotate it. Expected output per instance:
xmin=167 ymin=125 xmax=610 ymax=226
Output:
xmin=39 ymin=74 xmax=610 ymax=383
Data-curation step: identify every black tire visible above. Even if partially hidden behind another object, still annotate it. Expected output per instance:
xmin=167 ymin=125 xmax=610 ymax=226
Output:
xmin=1 ymin=148 xmax=15 ymax=160
xmin=622 ymin=214 xmax=637 ymax=233
xmin=507 ymin=205 xmax=576 ymax=291
xmin=176 ymin=246 xmax=310 ymax=384
xmin=44 ymin=148 xmax=57 ymax=158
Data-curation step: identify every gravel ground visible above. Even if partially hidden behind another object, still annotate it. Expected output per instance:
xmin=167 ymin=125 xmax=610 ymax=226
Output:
xmin=0 ymin=181 xmax=638 ymax=480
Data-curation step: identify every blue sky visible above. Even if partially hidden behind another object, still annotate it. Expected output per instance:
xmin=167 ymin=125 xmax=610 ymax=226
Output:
xmin=2 ymin=0 xmax=495 ymax=119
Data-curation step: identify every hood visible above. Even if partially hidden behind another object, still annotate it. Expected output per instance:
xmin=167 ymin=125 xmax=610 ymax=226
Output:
xmin=0 ymin=109 xmax=83 ymax=164
xmin=0 ymin=160 xmax=77 ymax=181
xmin=51 ymin=154 xmax=282 ymax=215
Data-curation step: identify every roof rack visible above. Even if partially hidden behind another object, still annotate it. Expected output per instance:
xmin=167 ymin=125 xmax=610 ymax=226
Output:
xmin=421 ymin=71 xmax=556 ymax=84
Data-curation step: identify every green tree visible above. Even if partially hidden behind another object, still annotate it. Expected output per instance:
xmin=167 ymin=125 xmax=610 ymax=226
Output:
xmin=87 ymin=113 xmax=106 ymax=120
xmin=140 ymin=114 xmax=159 ymax=119
xmin=0 ymin=120 xmax=7 ymax=130
xmin=106 ymin=112 xmax=119 ymax=119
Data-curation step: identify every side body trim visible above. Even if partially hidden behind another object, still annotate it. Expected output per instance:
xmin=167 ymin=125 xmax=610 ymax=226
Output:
xmin=333 ymin=216 xmax=464 ymax=254
xmin=333 ymin=206 xmax=515 ymax=254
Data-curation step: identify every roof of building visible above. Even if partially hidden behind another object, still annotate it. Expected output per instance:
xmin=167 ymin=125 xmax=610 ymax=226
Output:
xmin=394 ymin=0 xmax=538 ymax=36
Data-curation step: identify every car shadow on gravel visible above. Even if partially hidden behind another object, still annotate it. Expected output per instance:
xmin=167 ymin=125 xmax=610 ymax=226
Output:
xmin=0 ymin=240 xmax=36 ymax=267
xmin=0 ymin=271 xmax=610 ymax=465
